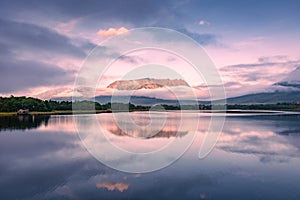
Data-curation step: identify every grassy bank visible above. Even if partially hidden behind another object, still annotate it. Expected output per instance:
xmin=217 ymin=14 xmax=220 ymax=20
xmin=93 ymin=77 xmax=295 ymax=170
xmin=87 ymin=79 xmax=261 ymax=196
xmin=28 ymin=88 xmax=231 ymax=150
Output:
xmin=0 ymin=112 xmax=17 ymax=117
xmin=0 ymin=110 xmax=112 ymax=117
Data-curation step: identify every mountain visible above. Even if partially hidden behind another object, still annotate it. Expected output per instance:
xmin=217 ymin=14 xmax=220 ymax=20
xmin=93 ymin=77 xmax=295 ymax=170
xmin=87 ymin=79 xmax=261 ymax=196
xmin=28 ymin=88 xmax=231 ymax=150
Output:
xmin=54 ymin=68 xmax=300 ymax=105
xmin=54 ymin=92 xmax=300 ymax=106
xmin=95 ymin=91 xmax=300 ymax=105
xmin=107 ymin=78 xmax=189 ymax=90
xmin=225 ymin=91 xmax=300 ymax=104
xmin=221 ymin=66 xmax=300 ymax=104
xmin=273 ymin=66 xmax=300 ymax=89
xmin=95 ymin=95 xmax=179 ymax=105
xmin=51 ymin=66 xmax=300 ymax=105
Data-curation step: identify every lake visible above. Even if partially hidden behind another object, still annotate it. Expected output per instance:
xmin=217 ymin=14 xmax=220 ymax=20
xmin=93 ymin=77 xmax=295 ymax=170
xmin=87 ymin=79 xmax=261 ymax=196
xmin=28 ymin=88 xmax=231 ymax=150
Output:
xmin=1 ymin=112 xmax=300 ymax=200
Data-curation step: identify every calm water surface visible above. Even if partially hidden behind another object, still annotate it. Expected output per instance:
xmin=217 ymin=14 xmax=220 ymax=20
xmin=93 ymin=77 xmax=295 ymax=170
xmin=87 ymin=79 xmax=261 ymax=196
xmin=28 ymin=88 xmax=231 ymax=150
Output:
xmin=1 ymin=112 xmax=300 ymax=200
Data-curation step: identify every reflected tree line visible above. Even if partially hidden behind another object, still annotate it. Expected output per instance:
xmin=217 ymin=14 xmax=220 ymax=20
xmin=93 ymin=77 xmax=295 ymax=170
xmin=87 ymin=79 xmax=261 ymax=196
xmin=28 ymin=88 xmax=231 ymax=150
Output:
xmin=0 ymin=115 xmax=50 ymax=131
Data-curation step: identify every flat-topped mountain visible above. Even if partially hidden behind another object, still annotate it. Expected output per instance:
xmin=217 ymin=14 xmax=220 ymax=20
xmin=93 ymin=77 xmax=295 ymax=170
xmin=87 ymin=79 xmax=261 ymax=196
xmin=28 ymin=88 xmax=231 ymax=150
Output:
xmin=107 ymin=78 xmax=189 ymax=90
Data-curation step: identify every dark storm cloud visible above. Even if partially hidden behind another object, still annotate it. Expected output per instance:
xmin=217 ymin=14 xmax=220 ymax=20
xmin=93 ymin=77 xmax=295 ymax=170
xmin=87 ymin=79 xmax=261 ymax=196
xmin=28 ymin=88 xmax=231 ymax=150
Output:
xmin=0 ymin=0 xmax=177 ymax=24
xmin=0 ymin=1 xmax=219 ymax=50
xmin=0 ymin=18 xmax=92 ymax=93
xmin=0 ymin=59 xmax=75 ymax=93
xmin=0 ymin=18 xmax=86 ymax=58
xmin=0 ymin=1 xmax=218 ymax=46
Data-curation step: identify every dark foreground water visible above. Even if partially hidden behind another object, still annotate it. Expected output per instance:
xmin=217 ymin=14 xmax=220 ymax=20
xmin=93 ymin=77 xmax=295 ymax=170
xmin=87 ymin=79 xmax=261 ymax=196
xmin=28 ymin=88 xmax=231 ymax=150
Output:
xmin=0 ymin=112 xmax=300 ymax=200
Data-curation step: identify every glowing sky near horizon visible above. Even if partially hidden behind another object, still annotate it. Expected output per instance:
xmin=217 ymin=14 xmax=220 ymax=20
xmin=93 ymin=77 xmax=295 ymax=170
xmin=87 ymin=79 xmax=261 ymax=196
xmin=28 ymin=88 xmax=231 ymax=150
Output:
xmin=0 ymin=0 xmax=300 ymax=99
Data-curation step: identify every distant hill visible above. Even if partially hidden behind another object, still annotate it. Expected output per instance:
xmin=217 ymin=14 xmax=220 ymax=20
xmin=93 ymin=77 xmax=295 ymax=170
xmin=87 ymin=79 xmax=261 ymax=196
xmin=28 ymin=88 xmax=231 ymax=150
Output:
xmin=54 ymin=91 xmax=300 ymax=106
xmin=225 ymin=91 xmax=300 ymax=104
xmin=95 ymin=95 xmax=178 ymax=105
xmin=51 ymin=95 xmax=180 ymax=105
xmin=94 ymin=95 xmax=199 ymax=106
xmin=94 ymin=91 xmax=300 ymax=105
xmin=224 ymin=66 xmax=300 ymax=104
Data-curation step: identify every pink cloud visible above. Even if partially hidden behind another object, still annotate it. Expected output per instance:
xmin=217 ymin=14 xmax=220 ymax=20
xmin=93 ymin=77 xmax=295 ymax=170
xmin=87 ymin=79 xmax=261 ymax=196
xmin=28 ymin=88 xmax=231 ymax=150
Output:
xmin=97 ymin=27 xmax=129 ymax=37
xmin=96 ymin=182 xmax=129 ymax=192
xmin=199 ymin=20 xmax=210 ymax=26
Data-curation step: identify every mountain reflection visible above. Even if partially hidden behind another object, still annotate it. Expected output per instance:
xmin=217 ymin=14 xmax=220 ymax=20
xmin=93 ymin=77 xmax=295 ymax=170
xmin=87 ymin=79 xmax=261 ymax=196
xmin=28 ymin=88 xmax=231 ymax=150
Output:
xmin=0 ymin=115 xmax=50 ymax=131
xmin=98 ymin=112 xmax=191 ymax=139
xmin=103 ymin=123 xmax=188 ymax=138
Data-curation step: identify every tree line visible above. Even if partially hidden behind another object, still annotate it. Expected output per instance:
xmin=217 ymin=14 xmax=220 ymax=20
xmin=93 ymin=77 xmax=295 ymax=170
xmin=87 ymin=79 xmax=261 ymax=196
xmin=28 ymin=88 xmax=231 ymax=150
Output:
xmin=1 ymin=96 xmax=300 ymax=112
xmin=0 ymin=96 xmax=154 ymax=112
xmin=0 ymin=96 xmax=104 ymax=112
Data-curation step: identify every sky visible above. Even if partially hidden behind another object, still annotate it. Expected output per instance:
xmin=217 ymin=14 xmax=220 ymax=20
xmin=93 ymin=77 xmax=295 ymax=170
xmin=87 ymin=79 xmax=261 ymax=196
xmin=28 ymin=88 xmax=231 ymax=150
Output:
xmin=0 ymin=0 xmax=300 ymax=99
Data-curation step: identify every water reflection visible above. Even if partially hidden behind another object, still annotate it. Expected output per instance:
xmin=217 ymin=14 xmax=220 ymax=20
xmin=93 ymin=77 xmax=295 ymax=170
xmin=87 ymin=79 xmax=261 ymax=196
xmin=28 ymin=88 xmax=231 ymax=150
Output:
xmin=75 ymin=112 xmax=199 ymax=172
xmin=217 ymin=115 xmax=300 ymax=164
xmin=0 ymin=115 xmax=50 ymax=131
xmin=0 ymin=114 xmax=300 ymax=199
xmin=101 ymin=115 xmax=189 ymax=138
xmin=105 ymin=125 xmax=188 ymax=138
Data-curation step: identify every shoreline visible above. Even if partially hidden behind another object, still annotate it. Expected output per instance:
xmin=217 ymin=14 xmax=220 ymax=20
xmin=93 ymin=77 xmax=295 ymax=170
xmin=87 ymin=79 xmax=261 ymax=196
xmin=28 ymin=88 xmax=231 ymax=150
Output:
xmin=0 ymin=110 xmax=112 ymax=117
xmin=1 ymin=109 xmax=300 ymax=117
